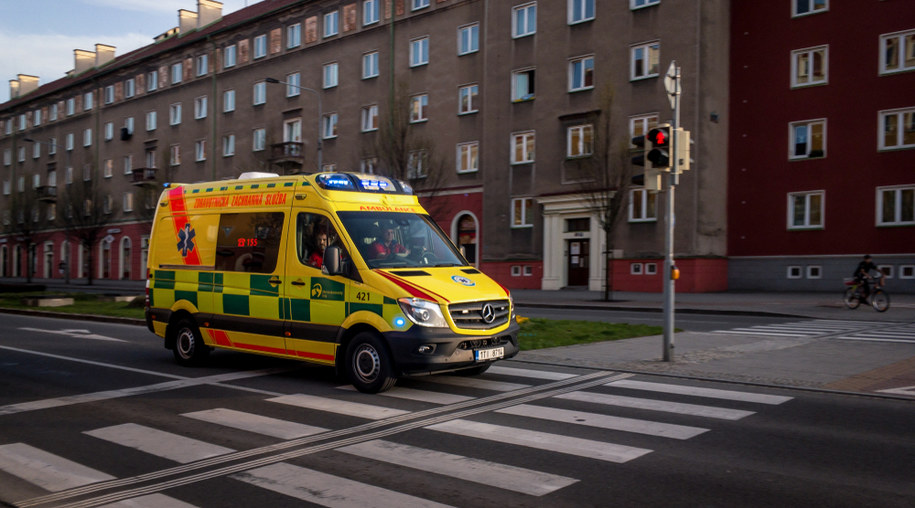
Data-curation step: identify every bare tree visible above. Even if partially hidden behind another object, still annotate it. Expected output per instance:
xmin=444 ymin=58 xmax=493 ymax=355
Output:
xmin=59 ymin=177 xmax=120 ymax=285
xmin=4 ymin=186 xmax=40 ymax=282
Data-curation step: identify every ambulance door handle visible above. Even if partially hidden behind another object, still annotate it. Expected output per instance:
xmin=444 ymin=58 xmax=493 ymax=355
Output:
xmin=291 ymin=279 xmax=306 ymax=286
xmin=268 ymin=276 xmax=281 ymax=286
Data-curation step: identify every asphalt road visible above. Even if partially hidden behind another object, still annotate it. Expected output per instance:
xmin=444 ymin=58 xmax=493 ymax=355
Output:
xmin=1 ymin=313 xmax=913 ymax=507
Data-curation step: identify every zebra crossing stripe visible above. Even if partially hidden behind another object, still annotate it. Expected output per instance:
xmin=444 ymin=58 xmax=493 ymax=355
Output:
xmin=181 ymin=408 xmax=329 ymax=440
xmin=377 ymin=386 xmax=476 ymax=405
xmin=419 ymin=375 xmax=531 ymax=392
xmin=427 ymin=419 xmax=652 ymax=463
xmin=486 ymin=365 xmax=579 ymax=380
xmin=232 ymin=462 xmax=454 ymax=508
xmin=496 ymin=405 xmax=708 ymax=440
xmin=268 ymin=393 xmax=411 ymax=420
xmin=84 ymin=424 xmax=234 ymax=464
xmin=99 ymin=493 xmax=199 ymax=507
xmin=607 ymin=380 xmax=793 ymax=405
xmin=338 ymin=439 xmax=578 ymax=496
xmin=556 ymin=391 xmax=756 ymax=420
xmin=0 ymin=443 xmax=115 ymax=492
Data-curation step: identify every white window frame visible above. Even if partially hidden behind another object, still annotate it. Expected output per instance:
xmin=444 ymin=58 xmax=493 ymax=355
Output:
xmin=146 ymin=111 xmax=157 ymax=131
xmin=84 ymin=91 xmax=94 ymax=110
xmin=125 ymin=78 xmax=135 ymax=98
xmin=361 ymin=104 xmax=379 ymax=132
xmin=789 ymin=119 xmax=826 ymax=159
xmin=223 ymin=134 xmax=235 ymax=157
xmin=123 ymin=193 xmax=134 ymax=213
xmin=511 ymin=197 xmax=534 ymax=228
xmin=878 ymin=107 xmax=915 ymax=150
xmin=171 ymin=62 xmax=182 ymax=84
xmin=806 ymin=266 xmax=822 ymax=279
xmin=791 ymin=45 xmax=828 ymax=88
xmin=49 ymin=103 xmax=58 ymax=121
xmin=147 ymin=70 xmax=158 ymax=92
xmin=286 ymin=72 xmax=301 ymax=97
xmin=631 ymin=41 xmax=660 ymax=80
xmin=324 ymin=11 xmax=339 ymax=38
xmin=512 ymin=2 xmax=537 ymax=39
xmin=569 ymin=55 xmax=594 ymax=92
xmin=196 ymin=54 xmax=208 ymax=77
xmin=631 ymin=0 xmax=660 ymax=9
xmin=511 ymin=131 xmax=535 ymax=164
xmin=457 ymin=141 xmax=479 ymax=173
xmin=629 ymin=188 xmax=657 ymax=222
xmin=792 ymin=0 xmax=827 ymax=17
xmin=287 ymin=23 xmax=302 ymax=49
xmin=224 ymin=44 xmax=237 ymax=68
xmin=408 ymin=150 xmax=428 ymax=179
xmin=169 ymin=102 xmax=182 ymax=126
xmin=123 ymin=155 xmax=132 ymax=175
xmin=787 ymin=190 xmax=825 ymax=230
xmin=323 ymin=62 xmax=338 ymax=89
xmin=83 ymin=128 xmax=92 ymax=147
xmin=195 ymin=140 xmax=207 ymax=161
xmin=876 ymin=185 xmax=915 ymax=226
xmin=567 ymin=124 xmax=593 ymax=158
xmin=323 ymin=113 xmax=338 ymax=139
xmin=253 ymin=81 xmax=266 ymax=106
xmin=459 ymin=84 xmax=479 ymax=114
xmin=880 ymin=29 xmax=915 ymax=75
xmin=410 ymin=37 xmax=429 ymax=67
xmin=412 ymin=0 xmax=430 ymax=11
xmin=363 ymin=0 xmax=380 ymax=26
xmin=363 ymin=51 xmax=379 ymax=79
xmin=223 ymin=89 xmax=236 ymax=112
xmin=410 ymin=94 xmax=428 ymax=123
xmin=511 ymin=68 xmax=535 ymax=101
xmin=899 ymin=265 xmax=915 ymax=279
xmin=66 ymin=97 xmax=76 ymax=115
xmin=458 ymin=23 xmax=479 ymax=55
xmin=194 ymin=96 xmax=207 ymax=120
xmin=253 ymin=128 xmax=266 ymax=152
xmin=253 ymin=34 xmax=268 ymax=59
xmin=104 ymin=121 xmax=114 ymax=141
xmin=169 ymin=144 xmax=180 ymax=166
xmin=569 ymin=0 xmax=595 ymax=24
xmin=104 ymin=85 xmax=114 ymax=105
xmin=787 ymin=266 xmax=803 ymax=279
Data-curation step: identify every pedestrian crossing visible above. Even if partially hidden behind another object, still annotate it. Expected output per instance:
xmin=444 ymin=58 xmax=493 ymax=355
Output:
xmin=711 ymin=319 xmax=915 ymax=343
xmin=0 ymin=367 xmax=793 ymax=508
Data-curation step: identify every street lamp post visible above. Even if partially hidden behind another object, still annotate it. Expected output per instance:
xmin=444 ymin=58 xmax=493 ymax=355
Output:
xmin=265 ymin=77 xmax=323 ymax=173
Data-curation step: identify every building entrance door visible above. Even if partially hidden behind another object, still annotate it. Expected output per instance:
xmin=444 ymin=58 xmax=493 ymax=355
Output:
xmin=567 ymin=239 xmax=589 ymax=286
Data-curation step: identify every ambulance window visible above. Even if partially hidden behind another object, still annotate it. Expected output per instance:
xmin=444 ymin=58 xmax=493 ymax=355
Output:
xmin=296 ymin=212 xmax=342 ymax=269
xmin=215 ymin=212 xmax=284 ymax=273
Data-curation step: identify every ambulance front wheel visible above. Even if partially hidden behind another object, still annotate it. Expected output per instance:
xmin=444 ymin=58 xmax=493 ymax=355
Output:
xmin=346 ymin=332 xmax=397 ymax=394
xmin=172 ymin=318 xmax=210 ymax=366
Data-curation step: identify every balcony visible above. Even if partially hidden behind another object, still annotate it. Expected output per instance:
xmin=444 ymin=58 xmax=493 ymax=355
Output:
xmin=130 ymin=167 xmax=158 ymax=186
xmin=35 ymin=185 xmax=57 ymax=202
xmin=269 ymin=141 xmax=305 ymax=173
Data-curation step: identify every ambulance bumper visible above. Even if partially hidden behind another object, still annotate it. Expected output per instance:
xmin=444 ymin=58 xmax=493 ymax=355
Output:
xmin=383 ymin=319 xmax=520 ymax=375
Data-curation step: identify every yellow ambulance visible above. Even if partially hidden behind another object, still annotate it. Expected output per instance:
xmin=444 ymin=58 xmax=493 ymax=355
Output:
xmin=145 ymin=172 xmax=519 ymax=393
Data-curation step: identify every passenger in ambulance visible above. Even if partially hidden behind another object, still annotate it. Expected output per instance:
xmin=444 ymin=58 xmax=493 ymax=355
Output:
xmin=308 ymin=230 xmax=328 ymax=268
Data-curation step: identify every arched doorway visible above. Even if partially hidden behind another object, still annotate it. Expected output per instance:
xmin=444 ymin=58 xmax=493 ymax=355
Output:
xmin=452 ymin=212 xmax=479 ymax=266
xmin=120 ymin=237 xmax=132 ymax=280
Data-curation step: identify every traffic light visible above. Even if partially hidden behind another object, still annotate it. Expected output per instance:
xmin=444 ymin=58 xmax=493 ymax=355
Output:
xmin=646 ymin=124 xmax=672 ymax=170
xmin=631 ymin=133 xmax=661 ymax=191
xmin=675 ymin=128 xmax=691 ymax=172
xmin=630 ymin=134 xmax=650 ymax=170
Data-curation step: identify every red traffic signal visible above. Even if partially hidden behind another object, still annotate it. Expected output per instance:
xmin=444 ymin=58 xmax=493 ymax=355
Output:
xmin=646 ymin=124 xmax=671 ymax=168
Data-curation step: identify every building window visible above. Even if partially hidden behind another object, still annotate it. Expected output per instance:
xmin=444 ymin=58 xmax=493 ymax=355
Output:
xmin=194 ymin=96 xmax=207 ymax=120
xmin=361 ymin=157 xmax=378 ymax=174
xmin=125 ymin=78 xmax=135 ymax=98
xmin=569 ymin=0 xmax=594 ymax=24
xmin=224 ymin=44 xmax=237 ymax=68
xmin=104 ymin=122 xmax=114 ymax=141
xmin=123 ymin=193 xmax=134 ymax=213
xmin=408 ymin=150 xmax=428 ymax=179
xmin=287 ymin=23 xmax=302 ymax=48
xmin=253 ymin=81 xmax=266 ymax=105
xmin=900 ymin=265 xmax=915 ymax=279
xmin=66 ymin=133 xmax=74 ymax=150
xmin=787 ymin=266 xmax=802 ymax=279
xmin=512 ymin=2 xmax=536 ymax=38
xmin=324 ymin=11 xmax=339 ymax=38
xmin=363 ymin=52 xmax=379 ymax=79
xmin=171 ymin=62 xmax=182 ymax=84
xmin=631 ymin=263 xmax=643 ymax=275
xmin=170 ymin=144 xmax=180 ymax=166
xmin=880 ymin=29 xmax=915 ymax=74
xmin=123 ymin=155 xmax=132 ymax=175
xmin=84 ymin=91 xmax=94 ymax=110
xmin=412 ymin=0 xmax=430 ymax=10
xmin=567 ymin=124 xmax=593 ymax=158
xmin=631 ymin=0 xmax=660 ymax=8
xmin=323 ymin=113 xmax=338 ymax=139
xmin=458 ymin=23 xmax=479 ymax=55
xmin=169 ymin=103 xmax=182 ymax=125
xmin=323 ymin=62 xmax=338 ymax=88
xmin=410 ymin=94 xmax=428 ymax=123
xmin=147 ymin=70 xmax=158 ymax=92
xmin=410 ymin=37 xmax=429 ymax=67
xmin=196 ymin=54 xmax=208 ymax=77
xmin=457 ymin=141 xmax=479 ymax=173
xmin=104 ymin=85 xmax=114 ymax=105
xmin=511 ymin=131 xmax=535 ymax=164
xmin=879 ymin=107 xmax=915 ymax=150
xmin=223 ymin=89 xmax=236 ymax=112
xmin=103 ymin=159 xmax=113 ymax=178
xmin=512 ymin=68 xmax=535 ymax=101
xmin=792 ymin=45 xmax=828 ymax=87
xmin=361 ymin=105 xmax=379 ymax=132
xmin=223 ymin=134 xmax=235 ymax=156
xmin=254 ymin=34 xmax=267 ymax=59
xmin=629 ymin=188 xmax=657 ymax=222
xmin=789 ymin=119 xmax=826 ymax=159
xmin=66 ymin=97 xmax=76 ymax=115
xmin=877 ymin=186 xmax=915 ymax=226
xmin=793 ymin=0 xmax=827 ymax=17
xmin=788 ymin=191 xmax=824 ymax=229
xmin=807 ymin=266 xmax=822 ymax=279
xmin=83 ymin=128 xmax=92 ymax=147
xmin=569 ymin=56 xmax=594 ymax=91
xmin=286 ymin=72 xmax=301 ymax=97
xmin=363 ymin=0 xmax=380 ymax=26
xmin=49 ymin=103 xmax=58 ymax=121
xmin=631 ymin=42 xmax=660 ymax=80
xmin=253 ymin=128 xmax=266 ymax=152
xmin=459 ymin=84 xmax=479 ymax=114
xmin=511 ymin=197 xmax=534 ymax=227
xmin=195 ymin=140 xmax=207 ymax=161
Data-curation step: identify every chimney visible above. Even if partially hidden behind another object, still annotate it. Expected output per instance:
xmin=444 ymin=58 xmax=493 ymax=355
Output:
xmin=95 ymin=44 xmax=116 ymax=67
xmin=9 ymin=79 xmax=20 ymax=100
xmin=179 ymin=9 xmax=198 ymax=34
xmin=74 ymin=49 xmax=95 ymax=74
xmin=197 ymin=0 xmax=223 ymax=28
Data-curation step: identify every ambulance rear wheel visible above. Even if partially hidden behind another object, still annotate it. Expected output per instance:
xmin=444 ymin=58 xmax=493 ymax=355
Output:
xmin=346 ymin=332 xmax=396 ymax=394
xmin=172 ymin=319 xmax=209 ymax=366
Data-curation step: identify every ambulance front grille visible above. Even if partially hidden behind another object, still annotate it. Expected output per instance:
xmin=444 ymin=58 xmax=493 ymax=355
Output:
xmin=448 ymin=299 xmax=510 ymax=330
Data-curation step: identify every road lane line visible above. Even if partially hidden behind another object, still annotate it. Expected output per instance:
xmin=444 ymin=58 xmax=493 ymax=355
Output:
xmin=496 ymin=404 xmax=708 ymax=440
xmin=85 ymin=424 xmax=234 ymax=464
xmin=0 ymin=443 xmax=116 ymax=492
xmin=181 ymin=408 xmax=329 ymax=440
xmin=268 ymin=394 xmax=411 ymax=420
xmin=607 ymin=379 xmax=793 ymax=405
xmin=556 ymin=391 xmax=755 ymax=420
xmin=97 ymin=493 xmax=199 ymax=507
xmin=486 ymin=365 xmax=578 ymax=380
xmin=418 ymin=375 xmax=531 ymax=392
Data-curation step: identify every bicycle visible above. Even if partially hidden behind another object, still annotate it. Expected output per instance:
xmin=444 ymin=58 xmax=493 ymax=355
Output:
xmin=843 ymin=278 xmax=890 ymax=312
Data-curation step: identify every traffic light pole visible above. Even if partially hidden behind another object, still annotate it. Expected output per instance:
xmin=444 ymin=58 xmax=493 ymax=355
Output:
xmin=662 ymin=61 xmax=681 ymax=362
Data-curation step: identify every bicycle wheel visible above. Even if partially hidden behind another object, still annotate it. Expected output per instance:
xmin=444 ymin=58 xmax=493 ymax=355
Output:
xmin=870 ymin=289 xmax=890 ymax=312
xmin=843 ymin=287 xmax=861 ymax=309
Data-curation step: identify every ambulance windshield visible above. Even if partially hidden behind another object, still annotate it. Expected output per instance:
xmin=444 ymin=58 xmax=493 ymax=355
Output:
xmin=337 ymin=211 xmax=468 ymax=269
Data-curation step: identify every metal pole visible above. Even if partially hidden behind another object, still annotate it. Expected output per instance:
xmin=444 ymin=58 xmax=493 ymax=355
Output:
xmin=662 ymin=62 xmax=681 ymax=362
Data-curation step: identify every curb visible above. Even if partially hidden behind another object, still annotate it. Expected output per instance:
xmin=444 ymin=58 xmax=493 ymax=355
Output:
xmin=513 ymin=301 xmax=805 ymax=319
xmin=0 ymin=307 xmax=146 ymax=327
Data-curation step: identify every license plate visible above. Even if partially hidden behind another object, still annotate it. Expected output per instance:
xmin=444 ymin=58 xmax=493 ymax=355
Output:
xmin=474 ymin=347 xmax=504 ymax=362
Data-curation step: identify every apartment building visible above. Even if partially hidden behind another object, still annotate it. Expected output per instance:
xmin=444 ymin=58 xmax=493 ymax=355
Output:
xmin=728 ymin=0 xmax=915 ymax=293
xmin=0 ymin=0 xmax=731 ymax=291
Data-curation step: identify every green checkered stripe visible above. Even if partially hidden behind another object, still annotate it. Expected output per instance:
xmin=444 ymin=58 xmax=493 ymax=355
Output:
xmin=182 ymin=181 xmax=296 ymax=195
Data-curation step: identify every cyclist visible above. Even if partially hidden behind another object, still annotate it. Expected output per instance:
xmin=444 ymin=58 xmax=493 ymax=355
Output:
xmin=852 ymin=255 xmax=884 ymax=299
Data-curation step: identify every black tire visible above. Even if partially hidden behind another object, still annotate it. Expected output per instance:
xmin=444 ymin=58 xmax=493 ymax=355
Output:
xmin=346 ymin=332 xmax=397 ymax=393
xmin=456 ymin=363 xmax=492 ymax=376
xmin=171 ymin=319 xmax=210 ymax=366
xmin=871 ymin=289 xmax=890 ymax=312
xmin=843 ymin=287 xmax=860 ymax=309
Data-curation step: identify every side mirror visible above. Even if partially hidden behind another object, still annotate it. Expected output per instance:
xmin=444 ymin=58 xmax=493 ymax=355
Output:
xmin=323 ymin=245 xmax=342 ymax=275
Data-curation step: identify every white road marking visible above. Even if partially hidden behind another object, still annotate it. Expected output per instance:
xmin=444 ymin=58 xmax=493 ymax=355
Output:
xmin=556 ymin=391 xmax=755 ymax=420
xmin=268 ymin=394 xmax=410 ymax=420
xmin=427 ymin=419 xmax=652 ymax=463
xmin=0 ymin=442 xmax=116 ymax=492
xmin=181 ymin=408 xmax=329 ymax=440
xmin=607 ymin=379 xmax=793 ymax=405
xmin=18 ymin=327 xmax=126 ymax=342
xmin=338 ymin=439 xmax=578 ymax=496
xmin=485 ymin=365 xmax=578 ymax=380
xmin=419 ymin=375 xmax=531 ymax=392
xmin=496 ymin=404 xmax=708 ymax=440
xmin=84 ymin=423 xmax=234 ymax=464
xmin=98 ymin=493 xmax=199 ymax=507
xmin=232 ymin=462 xmax=454 ymax=508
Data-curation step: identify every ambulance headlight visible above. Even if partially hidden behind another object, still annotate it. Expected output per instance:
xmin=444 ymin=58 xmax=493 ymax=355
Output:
xmin=398 ymin=298 xmax=447 ymax=328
